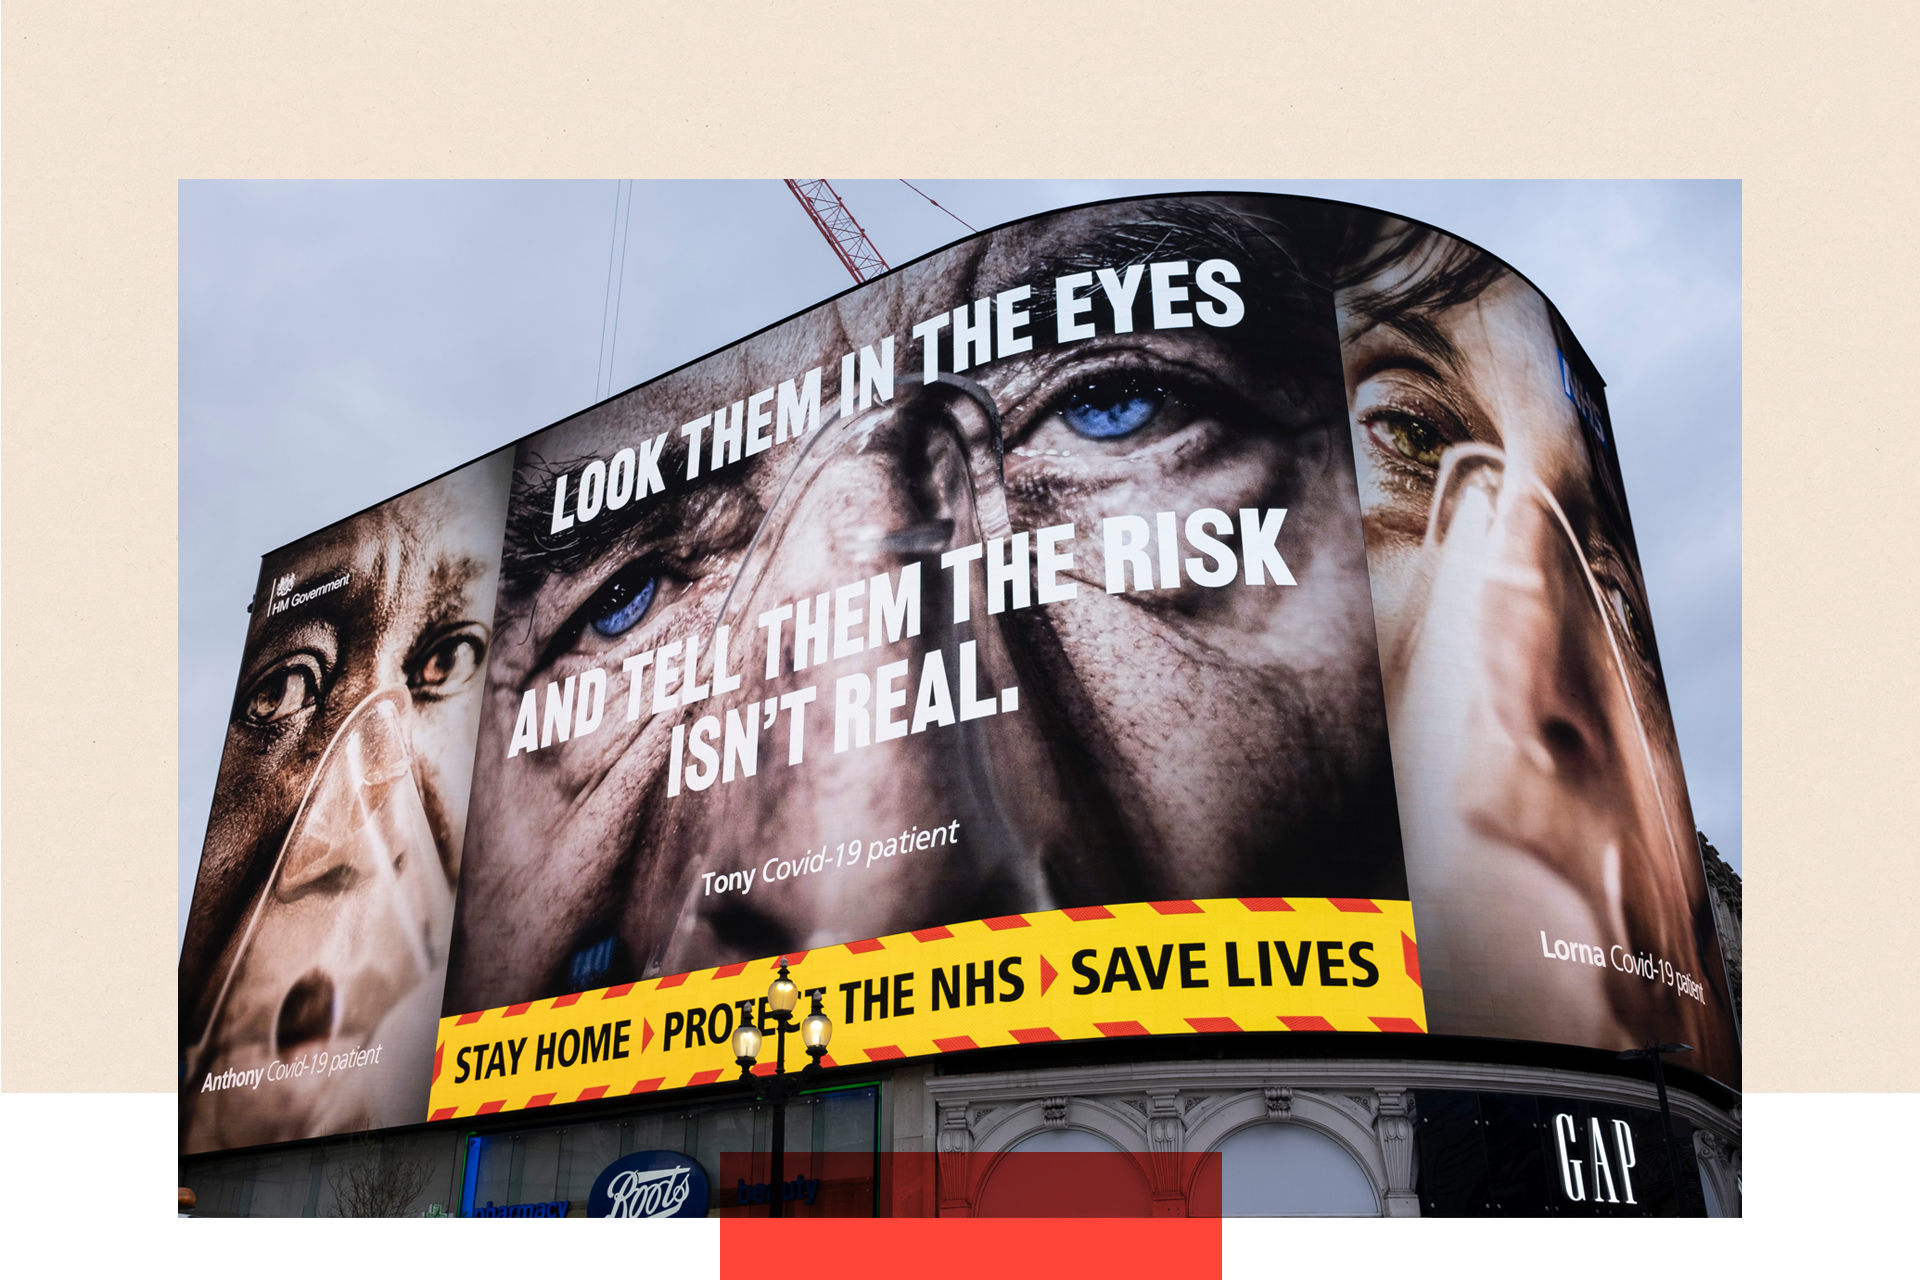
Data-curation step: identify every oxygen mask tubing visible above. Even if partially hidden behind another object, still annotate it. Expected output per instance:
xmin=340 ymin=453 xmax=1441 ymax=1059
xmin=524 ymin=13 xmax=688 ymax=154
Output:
xmin=186 ymin=684 xmax=453 ymax=1147
xmin=649 ymin=376 xmax=1086 ymax=973
xmin=1394 ymin=442 xmax=1688 ymax=940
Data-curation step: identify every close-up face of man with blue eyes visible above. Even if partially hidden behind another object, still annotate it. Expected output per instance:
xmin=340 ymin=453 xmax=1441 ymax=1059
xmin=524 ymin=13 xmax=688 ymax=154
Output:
xmin=445 ymin=197 xmax=1405 ymax=1009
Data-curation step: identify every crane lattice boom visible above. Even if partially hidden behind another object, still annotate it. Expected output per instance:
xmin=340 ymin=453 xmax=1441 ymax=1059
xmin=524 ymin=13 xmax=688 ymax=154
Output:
xmin=784 ymin=180 xmax=889 ymax=283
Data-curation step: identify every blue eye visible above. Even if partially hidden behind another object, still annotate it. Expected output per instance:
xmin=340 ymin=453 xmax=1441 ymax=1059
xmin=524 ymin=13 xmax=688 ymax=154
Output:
xmin=1060 ymin=382 xmax=1164 ymax=439
xmin=590 ymin=568 xmax=657 ymax=638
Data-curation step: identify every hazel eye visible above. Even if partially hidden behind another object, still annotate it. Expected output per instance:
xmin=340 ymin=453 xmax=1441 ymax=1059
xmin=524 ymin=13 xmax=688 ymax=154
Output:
xmin=1366 ymin=409 xmax=1447 ymax=469
xmin=1605 ymin=583 xmax=1650 ymax=656
xmin=588 ymin=563 xmax=658 ymax=638
xmin=410 ymin=629 xmax=487 ymax=695
xmin=1059 ymin=378 xmax=1166 ymax=439
xmin=242 ymin=660 xmax=321 ymax=726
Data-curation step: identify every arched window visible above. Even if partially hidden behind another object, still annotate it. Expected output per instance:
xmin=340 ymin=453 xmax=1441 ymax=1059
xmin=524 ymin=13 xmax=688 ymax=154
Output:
xmin=1208 ymin=1122 xmax=1378 ymax=1216
xmin=975 ymin=1127 xmax=1154 ymax=1217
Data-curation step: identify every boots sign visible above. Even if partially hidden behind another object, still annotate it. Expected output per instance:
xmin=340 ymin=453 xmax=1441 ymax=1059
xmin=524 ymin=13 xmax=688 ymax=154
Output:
xmin=586 ymin=1150 xmax=710 ymax=1219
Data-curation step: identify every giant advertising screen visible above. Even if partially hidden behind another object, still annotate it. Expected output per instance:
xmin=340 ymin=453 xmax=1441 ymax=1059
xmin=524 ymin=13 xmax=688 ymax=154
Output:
xmin=180 ymin=194 xmax=1738 ymax=1153
xmin=178 ymin=453 xmax=513 ymax=1153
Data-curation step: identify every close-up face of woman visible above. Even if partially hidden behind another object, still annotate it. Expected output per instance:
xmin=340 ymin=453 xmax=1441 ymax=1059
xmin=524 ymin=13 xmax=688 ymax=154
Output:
xmin=443 ymin=196 xmax=1407 ymax=1011
xmin=179 ymin=454 xmax=509 ymax=1152
xmin=1335 ymin=221 xmax=1737 ymax=1081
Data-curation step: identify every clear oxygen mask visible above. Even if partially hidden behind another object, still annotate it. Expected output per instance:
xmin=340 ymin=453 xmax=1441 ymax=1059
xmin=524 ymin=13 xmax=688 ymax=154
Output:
xmin=646 ymin=376 xmax=1138 ymax=976
xmin=1386 ymin=442 xmax=1698 ymax=1045
xmin=184 ymin=685 xmax=452 ymax=1151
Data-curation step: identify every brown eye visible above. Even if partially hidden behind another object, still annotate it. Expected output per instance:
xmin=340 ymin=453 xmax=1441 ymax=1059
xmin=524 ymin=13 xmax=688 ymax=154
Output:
xmin=1367 ymin=409 xmax=1447 ymax=469
xmin=242 ymin=661 xmax=320 ymax=726
xmin=409 ymin=629 xmax=486 ymax=697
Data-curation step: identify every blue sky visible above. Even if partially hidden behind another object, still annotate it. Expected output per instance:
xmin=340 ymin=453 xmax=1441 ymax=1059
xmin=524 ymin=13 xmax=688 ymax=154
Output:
xmin=178 ymin=180 xmax=1741 ymax=946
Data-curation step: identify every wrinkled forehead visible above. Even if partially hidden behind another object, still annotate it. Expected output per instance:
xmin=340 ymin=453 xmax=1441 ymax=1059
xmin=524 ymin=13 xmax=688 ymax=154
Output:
xmin=970 ymin=197 xmax=1332 ymax=328
xmin=549 ymin=196 xmax=1329 ymax=463
xmin=272 ymin=486 xmax=490 ymax=580
xmin=250 ymin=476 xmax=498 ymax=646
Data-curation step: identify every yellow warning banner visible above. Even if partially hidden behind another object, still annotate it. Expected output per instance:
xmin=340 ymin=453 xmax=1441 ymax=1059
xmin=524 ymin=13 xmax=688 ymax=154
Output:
xmin=427 ymin=897 xmax=1426 ymax=1121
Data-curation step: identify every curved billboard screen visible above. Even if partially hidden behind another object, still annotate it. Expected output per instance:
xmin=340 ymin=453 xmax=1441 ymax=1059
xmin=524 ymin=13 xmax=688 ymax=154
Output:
xmin=179 ymin=452 xmax=512 ymax=1153
xmin=179 ymin=194 xmax=1737 ymax=1153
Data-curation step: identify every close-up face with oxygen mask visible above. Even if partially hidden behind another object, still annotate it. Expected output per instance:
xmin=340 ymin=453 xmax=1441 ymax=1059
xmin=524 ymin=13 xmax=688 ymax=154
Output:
xmin=1334 ymin=218 xmax=1739 ymax=1083
xmin=444 ymin=196 xmax=1406 ymax=1012
xmin=179 ymin=454 xmax=510 ymax=1153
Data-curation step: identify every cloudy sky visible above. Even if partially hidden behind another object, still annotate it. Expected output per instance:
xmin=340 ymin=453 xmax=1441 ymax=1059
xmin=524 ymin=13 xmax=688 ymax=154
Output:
xmin=178 ymin=179 xmax=1741 ymax=946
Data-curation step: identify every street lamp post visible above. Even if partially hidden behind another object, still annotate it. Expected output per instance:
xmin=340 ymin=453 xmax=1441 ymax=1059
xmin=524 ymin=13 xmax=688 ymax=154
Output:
xmin=1617 ymin=1042 xmax=1694 ymax=1214
xmin=731 ymin=957 xmax=833 ymax=1218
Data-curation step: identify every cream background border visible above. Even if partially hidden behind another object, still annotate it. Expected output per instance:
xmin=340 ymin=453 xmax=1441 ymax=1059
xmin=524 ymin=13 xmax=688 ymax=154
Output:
xmin=3 ymin=2 xmax=1911 ymax=1093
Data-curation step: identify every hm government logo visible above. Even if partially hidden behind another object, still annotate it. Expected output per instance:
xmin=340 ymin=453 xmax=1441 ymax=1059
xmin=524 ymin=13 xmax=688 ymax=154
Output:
xmin=265 ymin=568 xmax=350 ymax=617
xmin=587 ymin=1150 xmax=710 ymax=1219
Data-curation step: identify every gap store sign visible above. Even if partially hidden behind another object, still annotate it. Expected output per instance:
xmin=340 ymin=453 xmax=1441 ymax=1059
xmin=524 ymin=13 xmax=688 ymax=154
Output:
xmin=1414 ymin=1090 xmax=1708 ymax=1216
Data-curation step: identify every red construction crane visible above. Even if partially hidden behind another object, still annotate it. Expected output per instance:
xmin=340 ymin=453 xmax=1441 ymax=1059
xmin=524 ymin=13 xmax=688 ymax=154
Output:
xmin=784 ymin=180 xmax=889 ymax=283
